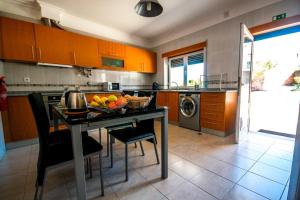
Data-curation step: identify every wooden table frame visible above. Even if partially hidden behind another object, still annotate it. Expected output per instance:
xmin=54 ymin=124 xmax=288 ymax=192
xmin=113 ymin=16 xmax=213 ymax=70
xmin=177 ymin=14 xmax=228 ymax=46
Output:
xmin=53 ymin=107 xmax=168 ymax=200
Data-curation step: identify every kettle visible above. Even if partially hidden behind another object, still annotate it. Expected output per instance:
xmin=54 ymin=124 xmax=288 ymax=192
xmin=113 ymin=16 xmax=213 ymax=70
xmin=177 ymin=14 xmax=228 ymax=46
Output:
xmin=65 ymin=91 xmax=87 ymax=112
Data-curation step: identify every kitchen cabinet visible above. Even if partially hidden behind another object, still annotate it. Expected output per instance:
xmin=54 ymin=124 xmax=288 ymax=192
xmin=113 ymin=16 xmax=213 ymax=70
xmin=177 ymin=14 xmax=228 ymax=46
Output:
xmin=0 ymin=17 xmax=37 ymax=62
xmin=1 ymin=96 xmax=38 ymax=142
xmin=98 ymin=39 xmax=125 ymax=58
xmin=157 ymin=92 xmax=179 ymax=122
xmin=70 ymin=33 xmax=100 ymax=68
xmin=125 ymin=46 xmax=156 ymax=73
xmin=98 ymin=39 xmax=125 ymax=70
xmin=34 ymin=24 xmax=73 ymax=65
xmin=200 ymin=92 xmax=237 ymax=136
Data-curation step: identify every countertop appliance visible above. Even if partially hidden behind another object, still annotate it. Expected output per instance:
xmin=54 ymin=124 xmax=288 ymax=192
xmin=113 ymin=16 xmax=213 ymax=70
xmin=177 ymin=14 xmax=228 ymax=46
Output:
xmin=179 ymin=92 xmax=200 ymax=131
xmin=65 ymin=91 xmax=87 ymax=112
xmin=99 ymin=82 xmax=120 ymax=91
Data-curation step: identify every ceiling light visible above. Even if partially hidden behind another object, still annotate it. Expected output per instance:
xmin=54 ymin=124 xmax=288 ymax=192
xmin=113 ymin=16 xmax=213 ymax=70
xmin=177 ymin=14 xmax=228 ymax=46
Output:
xmin=135 ymin=0 xmax=163 ymax=17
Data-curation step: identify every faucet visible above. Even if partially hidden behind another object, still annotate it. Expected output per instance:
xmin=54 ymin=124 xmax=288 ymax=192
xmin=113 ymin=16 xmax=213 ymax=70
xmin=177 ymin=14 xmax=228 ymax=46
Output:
xmin=171 ymin=81 xmax=179 ymax=90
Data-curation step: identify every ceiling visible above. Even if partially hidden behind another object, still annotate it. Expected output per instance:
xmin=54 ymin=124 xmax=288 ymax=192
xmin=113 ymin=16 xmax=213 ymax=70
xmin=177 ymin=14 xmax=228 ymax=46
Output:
xmin=1 ymin=0 xmax=282 ymax=47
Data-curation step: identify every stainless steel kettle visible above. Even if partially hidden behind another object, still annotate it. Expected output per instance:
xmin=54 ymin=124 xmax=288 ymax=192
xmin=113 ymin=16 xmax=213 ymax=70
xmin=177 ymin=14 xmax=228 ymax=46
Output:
xmin=65 ymin=91 xmax=87 ymax=112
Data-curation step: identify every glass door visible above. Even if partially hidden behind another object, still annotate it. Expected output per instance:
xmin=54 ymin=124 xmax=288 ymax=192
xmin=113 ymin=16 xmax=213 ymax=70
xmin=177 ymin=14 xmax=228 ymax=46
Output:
xmin=235 ymin=24 xmax=254 ymax=143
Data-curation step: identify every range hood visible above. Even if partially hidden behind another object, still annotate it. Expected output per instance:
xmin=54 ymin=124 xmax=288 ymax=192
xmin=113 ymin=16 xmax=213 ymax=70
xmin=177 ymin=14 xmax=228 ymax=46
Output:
xmin=37 ymin=62 xmax=73 ymax=68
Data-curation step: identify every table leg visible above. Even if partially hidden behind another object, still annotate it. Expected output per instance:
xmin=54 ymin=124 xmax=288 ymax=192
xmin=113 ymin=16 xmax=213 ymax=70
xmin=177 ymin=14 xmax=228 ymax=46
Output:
xmin=71 ymin=125 xmax=87 ymax=200
xmin=53 ymin=109 xmax=59 ymax=131
xmin=161 ymin=107 xmax=168 ymax=179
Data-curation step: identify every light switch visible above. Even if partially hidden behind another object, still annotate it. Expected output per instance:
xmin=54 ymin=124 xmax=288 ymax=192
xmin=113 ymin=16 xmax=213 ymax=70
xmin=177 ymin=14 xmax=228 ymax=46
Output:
xmin=24 ymin=77 xmax=31 ymax=83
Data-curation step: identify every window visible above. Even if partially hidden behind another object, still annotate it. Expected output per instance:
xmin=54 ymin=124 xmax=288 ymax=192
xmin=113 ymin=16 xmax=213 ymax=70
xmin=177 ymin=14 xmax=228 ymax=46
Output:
xmin=169 ymin=51 xmax=205 ymax=87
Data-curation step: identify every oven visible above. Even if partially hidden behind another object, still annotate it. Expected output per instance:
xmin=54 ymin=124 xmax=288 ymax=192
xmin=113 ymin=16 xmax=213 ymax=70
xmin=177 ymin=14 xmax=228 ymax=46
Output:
xmin=43 ymin=94 xmax=62 ymax=126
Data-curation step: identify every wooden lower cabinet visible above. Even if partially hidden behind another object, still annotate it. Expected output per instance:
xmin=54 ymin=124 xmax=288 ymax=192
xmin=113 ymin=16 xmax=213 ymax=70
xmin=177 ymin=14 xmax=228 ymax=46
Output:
xmin=200 ymin=92 xmax=237 ymax=136
xmin=157 ymin=92 xmax=179 ymax=122
xmin=2 ymin=96 xmax=38 ymax=142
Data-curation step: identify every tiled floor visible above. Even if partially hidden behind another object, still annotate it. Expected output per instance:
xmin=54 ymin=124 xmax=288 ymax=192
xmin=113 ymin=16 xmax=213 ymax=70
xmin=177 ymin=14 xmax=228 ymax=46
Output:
xmin=0 ymin=122 xmax=294 ymax=200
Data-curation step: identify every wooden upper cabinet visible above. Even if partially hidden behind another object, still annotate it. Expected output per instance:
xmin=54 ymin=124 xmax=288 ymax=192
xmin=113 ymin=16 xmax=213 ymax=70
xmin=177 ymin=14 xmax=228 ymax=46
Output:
xmin=34 ymin=24 xmax=73 ymax=65
xmin=98 ymin=39 xmax=125 ymax=58
xmin=143 ymin=50 xmax=157 ymax=73
xmin=70 ymin=33 xmax=100 ymax=68
xmin=1 ymin=17 xmax=37 ymax=62
xmin=125 ymin=45 xmax=143 ymax=72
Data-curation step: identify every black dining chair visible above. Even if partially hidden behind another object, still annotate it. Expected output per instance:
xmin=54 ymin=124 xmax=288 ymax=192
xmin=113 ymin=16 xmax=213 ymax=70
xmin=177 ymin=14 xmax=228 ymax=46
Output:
xmin=108 ymin=91 xmax=159 ymax=181
xmin=102 ymin=91 xmax=137 ymax=157
xmin=28 ymin=93 xmax=104 ymax=200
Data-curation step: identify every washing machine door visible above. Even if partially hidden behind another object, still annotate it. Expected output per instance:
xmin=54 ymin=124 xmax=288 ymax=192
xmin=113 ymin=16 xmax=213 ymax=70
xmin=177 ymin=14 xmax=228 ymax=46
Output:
xmin=180 ymin=96 xmax=197 ymax=118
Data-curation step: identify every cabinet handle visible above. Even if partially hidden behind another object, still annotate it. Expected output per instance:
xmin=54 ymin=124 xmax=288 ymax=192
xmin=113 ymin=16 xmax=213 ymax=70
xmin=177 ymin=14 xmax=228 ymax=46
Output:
xmin=31 ymin=46 xmax=35 ymax=60
xmin=73 ymin=52 xmax=77 ymax=65
xmin=37 ymin=47 xmax=42 ymax=60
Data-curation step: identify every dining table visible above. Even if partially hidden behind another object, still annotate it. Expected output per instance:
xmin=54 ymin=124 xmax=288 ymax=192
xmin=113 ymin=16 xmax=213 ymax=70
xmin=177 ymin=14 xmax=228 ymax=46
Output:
xmin=52 ymin=105 xmax=169 ymax=200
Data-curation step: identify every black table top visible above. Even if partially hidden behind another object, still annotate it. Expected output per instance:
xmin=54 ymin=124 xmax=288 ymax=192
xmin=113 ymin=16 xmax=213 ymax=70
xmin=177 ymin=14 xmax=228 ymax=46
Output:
xmin=53 ymin=105 xmax=166 ymax=125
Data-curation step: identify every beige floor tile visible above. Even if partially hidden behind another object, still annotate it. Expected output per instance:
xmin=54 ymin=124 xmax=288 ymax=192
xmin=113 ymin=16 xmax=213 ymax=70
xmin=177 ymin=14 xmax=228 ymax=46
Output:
xmin=210 ymin=152 xmax=256 ymax=170
xmin=259 ymin=154 xmax=292 ymax=172
xmin=151 ymin=170 xmax=185 ymax=196
xmin=223 ymin=185 xmax=268 ymax=200
xmin=167 ymin=181 xmax=217 ymax=200
xmin=249 ymin=162 xmax=290 ymax=184
xmin=169 ymin=159 xmax=203 ymax=180
xmin=238 ymin=172 xmax=285 ymax=200
xmin=190 ymin=168 xmax=234 ymax=199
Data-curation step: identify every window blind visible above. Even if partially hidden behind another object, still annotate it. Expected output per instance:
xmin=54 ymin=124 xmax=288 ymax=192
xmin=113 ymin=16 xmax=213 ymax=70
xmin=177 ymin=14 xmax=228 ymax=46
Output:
xmin=188 ymin=53 xmax=204 ymax=65
xmin=170 ymin=57 xmax=184 ymax=68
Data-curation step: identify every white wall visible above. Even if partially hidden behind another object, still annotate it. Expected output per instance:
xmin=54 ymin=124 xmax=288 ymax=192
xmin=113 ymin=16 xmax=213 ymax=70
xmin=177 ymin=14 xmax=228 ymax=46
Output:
xmin=152 ymin=0 xmax=300 ymax=87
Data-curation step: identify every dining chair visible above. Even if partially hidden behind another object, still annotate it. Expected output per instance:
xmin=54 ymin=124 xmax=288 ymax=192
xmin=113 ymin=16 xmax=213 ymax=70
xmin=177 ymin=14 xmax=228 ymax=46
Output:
xmin=108 ymin=91 xmax=159 ymax=181
xmin=101 ymin=91 xmax=136 ymax=157
xmin=28 ymin=93 xmax=104 ymax=199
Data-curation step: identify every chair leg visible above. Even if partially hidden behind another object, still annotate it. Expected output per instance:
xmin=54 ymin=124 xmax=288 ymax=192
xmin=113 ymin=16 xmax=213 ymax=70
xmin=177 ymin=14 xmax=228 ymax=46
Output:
xmin=99 ymin=151 xmax=104 ymax=196
xmin=134 ymin=142 xmax=137 ymax=148
xmin=99 ymin=128 xmax=102 ymax=144
xmin=89 ymin=157 xmax=93 ymax=178
xmin=125 ymin=143 xmax=128 ymax=181
xmin=153 ymin=137 xmax=160 ymax=164
xmin=106 ymin=132 xmax=109 ymax=157
xmin=139 ymin=141 xmax=145 ymax=156
xmin=110 ymin=135 xmax=113 ymax=168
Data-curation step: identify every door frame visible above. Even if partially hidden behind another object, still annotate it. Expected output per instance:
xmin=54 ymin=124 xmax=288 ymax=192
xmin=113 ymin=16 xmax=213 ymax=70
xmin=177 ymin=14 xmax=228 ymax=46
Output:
xmin=235 ymin=23 xmax=254 ymax=144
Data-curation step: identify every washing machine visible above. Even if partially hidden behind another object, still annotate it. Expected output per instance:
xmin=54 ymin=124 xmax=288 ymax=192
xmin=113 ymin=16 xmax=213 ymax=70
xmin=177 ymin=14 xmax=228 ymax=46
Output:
xmin=179 ymin=92 xmax=200 ymax=131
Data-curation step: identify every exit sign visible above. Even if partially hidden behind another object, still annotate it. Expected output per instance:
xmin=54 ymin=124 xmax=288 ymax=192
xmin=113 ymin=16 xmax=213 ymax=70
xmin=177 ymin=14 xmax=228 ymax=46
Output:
xmin=272 ymin=13 xmax=286 ymax=21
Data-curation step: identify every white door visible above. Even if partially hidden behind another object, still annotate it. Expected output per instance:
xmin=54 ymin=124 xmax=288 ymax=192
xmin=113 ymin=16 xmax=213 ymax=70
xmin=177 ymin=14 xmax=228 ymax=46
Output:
xmin=235 ymin=24 xmax=254 ymax=143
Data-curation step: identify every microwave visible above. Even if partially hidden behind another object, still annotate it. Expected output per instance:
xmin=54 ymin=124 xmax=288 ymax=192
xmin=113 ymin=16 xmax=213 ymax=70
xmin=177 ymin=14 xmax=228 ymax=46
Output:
xmin=99 ymin=82 xmax=120 ymax=91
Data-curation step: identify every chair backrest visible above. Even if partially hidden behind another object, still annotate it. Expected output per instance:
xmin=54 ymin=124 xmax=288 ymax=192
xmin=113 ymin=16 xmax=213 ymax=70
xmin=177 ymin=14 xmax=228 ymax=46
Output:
xmin=136 ymin=91 xmax=157 ymax=132
xmin=28 ymin=93 xmax=50 ymax=151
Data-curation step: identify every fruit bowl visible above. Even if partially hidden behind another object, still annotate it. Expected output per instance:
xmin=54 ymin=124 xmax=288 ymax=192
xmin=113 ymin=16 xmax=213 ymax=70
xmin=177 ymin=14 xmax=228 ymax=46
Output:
xmin=124 ymin=95 xmax=152 ymax=109
xmin=89 ymin=95 xmax=128 ymax=113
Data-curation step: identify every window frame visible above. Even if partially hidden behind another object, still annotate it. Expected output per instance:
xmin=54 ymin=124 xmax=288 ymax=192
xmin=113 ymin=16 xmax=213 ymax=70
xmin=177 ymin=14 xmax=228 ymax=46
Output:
xmin=168 ymin=49 xmax=206 ymax=89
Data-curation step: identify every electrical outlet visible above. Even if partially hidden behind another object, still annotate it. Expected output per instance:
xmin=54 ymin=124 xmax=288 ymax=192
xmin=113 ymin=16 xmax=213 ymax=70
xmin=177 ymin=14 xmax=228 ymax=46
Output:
xmin=24 ymin=77 xmax=31 ymax=83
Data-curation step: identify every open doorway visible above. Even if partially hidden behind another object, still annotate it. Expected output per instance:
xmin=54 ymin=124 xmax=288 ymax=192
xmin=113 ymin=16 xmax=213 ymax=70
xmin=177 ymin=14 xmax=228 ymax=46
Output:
xmin=250 ymin=25 xmax=300 ymax=137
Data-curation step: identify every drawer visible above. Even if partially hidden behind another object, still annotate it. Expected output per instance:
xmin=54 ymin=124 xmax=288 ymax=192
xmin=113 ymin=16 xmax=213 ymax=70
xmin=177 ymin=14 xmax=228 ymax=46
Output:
xmin=201 ymin=111 xmax=224 ymax=122
xmin=201 ymin=102 xmax=225 ymax=112
xmin=201 ymin=120 xmax=225 ymax=132
xmin=201 ymin=93 xmax=225 ymax=103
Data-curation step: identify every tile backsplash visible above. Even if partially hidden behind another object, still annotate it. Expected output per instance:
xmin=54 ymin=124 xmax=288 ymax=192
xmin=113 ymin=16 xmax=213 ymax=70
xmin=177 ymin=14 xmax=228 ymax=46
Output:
xmin=1 ymin=62 xmax=154 ymax=91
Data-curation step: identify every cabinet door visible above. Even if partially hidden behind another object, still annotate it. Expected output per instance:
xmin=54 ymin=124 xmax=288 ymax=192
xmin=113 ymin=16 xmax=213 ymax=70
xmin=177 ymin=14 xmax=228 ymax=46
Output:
xmin=156 ymin=92 xmax=166 ymax=106
xmin=166 ymin=92 xmax=179 ymax=122
xmin=35 ymin=24 xmax=73 ymax=65
xmin=1 ymin=17 xmax=36 ymax=62
xmin=98 ymin=39 xmax=125 ymax=58
xmin=71 ymin=33 xmax=99 ymax=68
xmin=125 ymin=45 xmax=143 ymax=72
xmin=143 ymin=50 xmax=157 ymax=73
xmin=2 ymin=96 xmax=38 ymax=142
